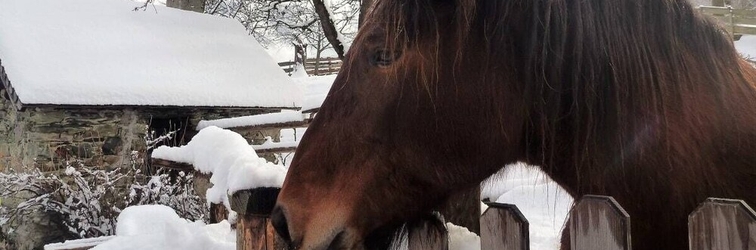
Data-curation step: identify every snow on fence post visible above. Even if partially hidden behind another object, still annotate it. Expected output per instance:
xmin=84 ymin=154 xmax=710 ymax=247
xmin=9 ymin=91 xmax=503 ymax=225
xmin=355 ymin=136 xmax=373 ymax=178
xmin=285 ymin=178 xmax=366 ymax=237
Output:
xmin=230 ymin=188 xmax=286 ymax=250
xmin=688 ymin=198 xmax=756 ymax=250
xmin=569 ymin=195 xmax=631 ymax=250
xmin=480 ymin=202 xmax=529 ymax=250
xmin=408 ymin=215 xmax=450 ymax=250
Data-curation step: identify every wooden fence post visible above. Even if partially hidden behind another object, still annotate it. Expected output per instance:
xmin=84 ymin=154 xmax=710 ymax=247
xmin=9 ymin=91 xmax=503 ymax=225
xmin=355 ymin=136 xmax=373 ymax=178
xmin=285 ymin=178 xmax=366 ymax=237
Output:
xmin=688 ymin=198 xmax=756 ymax=250
xmin=408 ymin=214 xmax=449 ymax=250
xmin=480 ymin=202 xmax=529 ymax=250
xmin=230 ymin=187 xmax=287 ymax=250
xmin=569 ymin=195 xmax=631 ymax=250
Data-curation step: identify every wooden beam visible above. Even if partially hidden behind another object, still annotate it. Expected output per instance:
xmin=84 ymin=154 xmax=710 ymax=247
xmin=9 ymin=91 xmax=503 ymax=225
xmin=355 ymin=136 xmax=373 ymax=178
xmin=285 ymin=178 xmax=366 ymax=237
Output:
xmin=253 ymin=147 xmax=298 ymax=154
xmin=150 ymin=158 xmax=194 ymax=171
xmin=222 ymin=120 xmax=312 ymax=131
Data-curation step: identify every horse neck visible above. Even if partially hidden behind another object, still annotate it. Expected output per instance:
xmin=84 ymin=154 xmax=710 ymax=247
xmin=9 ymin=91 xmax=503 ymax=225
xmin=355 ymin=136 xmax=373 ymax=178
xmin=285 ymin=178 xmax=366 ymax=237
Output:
xmin=504 ymin=0 xmax=756 ymax=197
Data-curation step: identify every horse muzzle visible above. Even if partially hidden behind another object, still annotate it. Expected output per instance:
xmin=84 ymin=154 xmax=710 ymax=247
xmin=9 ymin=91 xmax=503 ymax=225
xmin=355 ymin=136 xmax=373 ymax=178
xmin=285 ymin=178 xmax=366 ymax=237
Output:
xmin=271 ymin=204 xmax=362 ymax=250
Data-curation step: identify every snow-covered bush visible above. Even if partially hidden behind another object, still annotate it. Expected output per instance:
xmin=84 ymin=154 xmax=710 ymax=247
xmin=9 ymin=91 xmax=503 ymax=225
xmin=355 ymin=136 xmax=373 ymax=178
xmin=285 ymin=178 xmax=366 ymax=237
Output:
xmin=0 ymin=161 xmax=207 ymax=241
xmin=0 ymin=163 xmax=124 ymax=238
xmin=125 ymin=168 xmax=206 ymax=222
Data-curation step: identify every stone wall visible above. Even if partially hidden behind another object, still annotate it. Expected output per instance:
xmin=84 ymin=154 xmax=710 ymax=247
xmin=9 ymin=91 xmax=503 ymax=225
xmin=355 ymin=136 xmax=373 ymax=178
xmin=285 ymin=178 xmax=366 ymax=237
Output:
xmin=0 ymin=92 xmax=286 ymax=249
xmin=0 ymin=90 xmax=282 ymax=172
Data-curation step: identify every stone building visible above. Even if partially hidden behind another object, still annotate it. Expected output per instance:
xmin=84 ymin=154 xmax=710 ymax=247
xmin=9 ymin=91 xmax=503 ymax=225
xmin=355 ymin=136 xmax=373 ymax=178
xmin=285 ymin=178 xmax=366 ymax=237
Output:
xmin=0 ymin=0 xmax=302 ymax=248
xmin=0 ymin=0 xmax=302 ymax=173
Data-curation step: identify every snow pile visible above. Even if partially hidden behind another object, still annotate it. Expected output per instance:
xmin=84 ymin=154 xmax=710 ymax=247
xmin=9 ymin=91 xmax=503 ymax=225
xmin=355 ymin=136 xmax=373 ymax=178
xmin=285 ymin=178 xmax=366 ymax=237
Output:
xmin=293 ymin=74 xmax=338 ymax=111
xmin=735 ymin=35 xmax=756 ymax=60
xmin=91 ymin=205 xmax=234 ymax=250
xmin=446 ymin=223 xmax=481 ymax=250
xmin=0 ymin=0 xmax=302 ymax=108
xmin=196 ymin=110 xmax=307 ymax=130
xmin=151 ymin=126 xmax=287 ymax=216
xmin=482 ymin=163 xmax=573 ymax=250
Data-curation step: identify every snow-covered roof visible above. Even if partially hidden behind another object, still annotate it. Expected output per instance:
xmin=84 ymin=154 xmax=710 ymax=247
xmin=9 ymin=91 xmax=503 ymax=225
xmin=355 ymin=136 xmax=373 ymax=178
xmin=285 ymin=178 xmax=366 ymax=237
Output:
xmin=0 ymin=0 xmax=302 ymax=109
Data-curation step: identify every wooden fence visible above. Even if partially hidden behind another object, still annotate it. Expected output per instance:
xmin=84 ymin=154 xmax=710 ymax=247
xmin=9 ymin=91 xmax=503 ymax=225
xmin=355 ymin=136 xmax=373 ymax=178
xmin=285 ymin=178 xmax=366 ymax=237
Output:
xmin=699 ymin=5 xmax=756 ymax=40
xmin=231 ymin=189 xmax=756 ymax=250
xmin=278 ymin=57 xmax=342 ymax=76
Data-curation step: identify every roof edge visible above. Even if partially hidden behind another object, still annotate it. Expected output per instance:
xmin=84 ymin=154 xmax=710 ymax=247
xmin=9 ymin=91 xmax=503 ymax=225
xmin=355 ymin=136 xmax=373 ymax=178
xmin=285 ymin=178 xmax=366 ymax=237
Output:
xmin=20 ymin=103 xmax=302 ymax=111
xmin=0 ymin=58 xmax=24 ymax=111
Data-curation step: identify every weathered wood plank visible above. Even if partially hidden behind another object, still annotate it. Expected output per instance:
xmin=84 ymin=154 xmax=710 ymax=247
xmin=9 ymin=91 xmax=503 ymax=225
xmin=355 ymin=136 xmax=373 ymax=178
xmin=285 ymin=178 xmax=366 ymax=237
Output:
xmin=735 ymin=25 xmax=756 ymax=36
xmin=253 ymin=146 xmax=299 ymax=154
xmin=688 ymin=198 xmax=756 ymax=250
xmin=480 ymin=202 xmax=529 ymax=250
xmin=236 ymin=214 xmax=269 ymax=250
xmin=569 ymin=195 xmax=631 ymax=250
xmin=408 ymin=215 xmax=449 ymax=250
xmin=230 ymin=188 xmax=285 ymax=250
xmin=223 ymin=120 xmax=312 ymax=131
xmin=734 ymin=16 xmax=756 ymax=25
xmin=150 ymin=158 xmax=194 ymax=171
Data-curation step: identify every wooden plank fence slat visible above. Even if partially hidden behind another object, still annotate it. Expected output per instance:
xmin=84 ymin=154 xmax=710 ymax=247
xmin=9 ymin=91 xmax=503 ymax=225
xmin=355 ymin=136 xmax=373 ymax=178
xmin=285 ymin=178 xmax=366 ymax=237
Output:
xmin=569 ymin=195 xmax=632 ymax=250
xmin=688 ymin=198 xmax=756 ymax=250
xmin=734 ymin=16 xmax=756 ymax=25
xmin=480 ymin=202 xmax=529 ymax=250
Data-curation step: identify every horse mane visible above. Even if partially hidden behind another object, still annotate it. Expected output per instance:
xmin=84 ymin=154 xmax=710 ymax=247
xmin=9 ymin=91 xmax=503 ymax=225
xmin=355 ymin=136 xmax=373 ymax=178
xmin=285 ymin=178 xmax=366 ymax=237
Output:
xmin=366 ymin=0 xmax=756 ymax=193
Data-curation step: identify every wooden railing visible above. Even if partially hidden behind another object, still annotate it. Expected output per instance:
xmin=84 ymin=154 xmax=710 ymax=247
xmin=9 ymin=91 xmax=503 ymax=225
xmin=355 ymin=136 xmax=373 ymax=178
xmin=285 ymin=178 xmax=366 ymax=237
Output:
xmin=699 ymin=5 xmax=756 ymax=40
xmin=278 ymin=57 xmax=342 ymax=76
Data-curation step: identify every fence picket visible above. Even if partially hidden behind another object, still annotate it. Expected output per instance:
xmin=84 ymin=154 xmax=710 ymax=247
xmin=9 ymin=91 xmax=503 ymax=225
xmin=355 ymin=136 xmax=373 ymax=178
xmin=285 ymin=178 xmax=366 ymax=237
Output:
xmin=688 ymin=198 xmax=756 ymax=250
xmin=480 ymin=202 xmax=529 ymax=250
xmin=569 ymin=195 xmax=632 ymax=250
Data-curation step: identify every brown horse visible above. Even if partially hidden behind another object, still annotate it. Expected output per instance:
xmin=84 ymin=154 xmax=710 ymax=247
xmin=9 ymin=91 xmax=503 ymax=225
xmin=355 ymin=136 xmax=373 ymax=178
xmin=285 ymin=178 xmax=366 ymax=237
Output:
xmin=272 ymin=0 xmax=756 ymax=249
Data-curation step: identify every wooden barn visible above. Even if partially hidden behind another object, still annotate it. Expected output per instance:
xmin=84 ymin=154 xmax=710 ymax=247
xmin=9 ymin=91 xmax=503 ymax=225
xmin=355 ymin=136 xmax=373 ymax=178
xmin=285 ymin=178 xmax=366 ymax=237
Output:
xmin=0 ymin=0 xmax=302 ymax=172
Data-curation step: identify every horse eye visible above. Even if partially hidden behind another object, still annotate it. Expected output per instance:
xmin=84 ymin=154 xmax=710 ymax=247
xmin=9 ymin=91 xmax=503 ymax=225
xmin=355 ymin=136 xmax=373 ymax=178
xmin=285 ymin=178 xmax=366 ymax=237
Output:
xmin=371 ymin=49 xmax=399 ymax=67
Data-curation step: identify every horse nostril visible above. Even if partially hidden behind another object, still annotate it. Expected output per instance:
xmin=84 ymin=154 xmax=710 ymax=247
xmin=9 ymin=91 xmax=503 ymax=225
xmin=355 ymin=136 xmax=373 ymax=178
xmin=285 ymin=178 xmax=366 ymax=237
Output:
xmin=270 ymin=206 xmax=292 ymax=244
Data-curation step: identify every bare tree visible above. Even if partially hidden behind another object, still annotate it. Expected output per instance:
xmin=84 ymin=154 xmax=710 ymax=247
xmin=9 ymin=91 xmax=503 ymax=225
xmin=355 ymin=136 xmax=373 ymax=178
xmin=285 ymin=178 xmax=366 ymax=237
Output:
xmin=167 ymin=0 xmax=205 ymax=12
xmin=312 ymin=0 xmax=345 ymax=59
xmin=359 ymin=0 xmax=373 ymax=26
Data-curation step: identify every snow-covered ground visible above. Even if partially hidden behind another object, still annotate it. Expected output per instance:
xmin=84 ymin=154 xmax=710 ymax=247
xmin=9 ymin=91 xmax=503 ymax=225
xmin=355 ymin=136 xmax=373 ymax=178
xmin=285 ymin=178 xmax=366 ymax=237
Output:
xmin=293 ymin=74 xmax=338 ymax=111
xmin=735 ymin=35 xmax=756 ymax=60
xmin=91 ymin=205 xmax=235 ymax=250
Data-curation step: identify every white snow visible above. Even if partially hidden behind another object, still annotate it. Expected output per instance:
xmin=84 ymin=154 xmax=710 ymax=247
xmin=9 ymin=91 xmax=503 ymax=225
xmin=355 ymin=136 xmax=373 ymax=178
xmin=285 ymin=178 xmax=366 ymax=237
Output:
xmin=252 ymin=137 xmax=300 ymax=151
xmin=44 ymin=236 xmax=115 ymax=250
xmin=735 ymin=35 xmax=756 ymax=60
xmin=481 ymin=163 xmax=573 ymax=250
xmin=447 ymin=223 xmax=481 ymax=250
xmin=196 ymin=110 xmax=307 ymax=130
xmin=91 ymin=205 xmax=235 ymax=250
xmin=293 ymin=74 xmax=338 ymax=111
xmin=151 ymin=126 xmax=287 ymax=216
xmin=0 ymin=0 xmax=302 ymax=108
